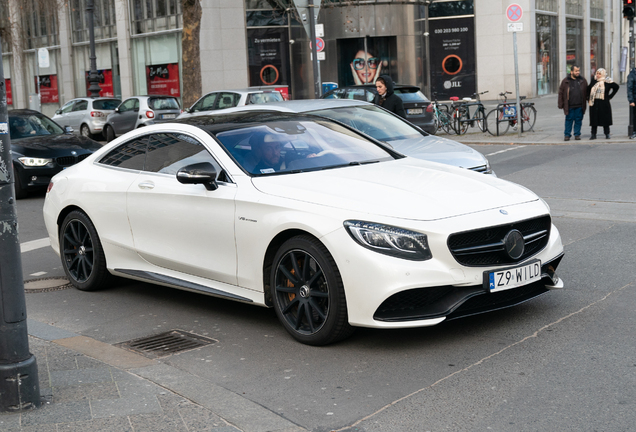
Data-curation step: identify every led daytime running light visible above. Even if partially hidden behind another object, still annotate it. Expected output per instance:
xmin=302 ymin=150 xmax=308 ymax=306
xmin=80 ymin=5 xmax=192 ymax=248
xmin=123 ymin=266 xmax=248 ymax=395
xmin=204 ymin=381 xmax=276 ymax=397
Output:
xmin=19 ymin=157 xmax=52 ymax=167
xmin=344 ymin=220 xmax=432 ymax=261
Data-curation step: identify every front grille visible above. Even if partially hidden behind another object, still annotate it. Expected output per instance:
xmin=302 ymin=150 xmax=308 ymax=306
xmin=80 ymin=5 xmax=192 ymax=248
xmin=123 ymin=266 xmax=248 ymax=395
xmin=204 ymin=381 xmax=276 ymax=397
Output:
xmin=447 ymin=215 xmax=551 ymax=267
xmin=56 ymin=153 xmax=91 ymax=167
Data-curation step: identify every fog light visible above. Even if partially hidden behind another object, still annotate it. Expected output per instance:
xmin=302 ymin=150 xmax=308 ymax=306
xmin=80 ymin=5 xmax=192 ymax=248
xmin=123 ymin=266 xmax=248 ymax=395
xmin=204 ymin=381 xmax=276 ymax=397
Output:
xmin=31 ymin=176 xmax=37 ymax=181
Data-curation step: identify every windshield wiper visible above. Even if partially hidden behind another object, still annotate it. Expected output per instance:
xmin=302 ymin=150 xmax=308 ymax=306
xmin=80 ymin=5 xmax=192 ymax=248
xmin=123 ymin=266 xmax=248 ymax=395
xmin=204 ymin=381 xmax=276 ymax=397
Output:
xmin=349 ymin=160 xmax=380 ymax=166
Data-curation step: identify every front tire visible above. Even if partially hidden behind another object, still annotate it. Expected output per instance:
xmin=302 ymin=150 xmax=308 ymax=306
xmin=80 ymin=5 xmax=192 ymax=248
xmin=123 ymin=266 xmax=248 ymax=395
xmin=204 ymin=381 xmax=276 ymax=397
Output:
xmin=60 ymin=210 xmax=113 ymax=291
xmin=271 ymin=235 xmax=354 ymax=345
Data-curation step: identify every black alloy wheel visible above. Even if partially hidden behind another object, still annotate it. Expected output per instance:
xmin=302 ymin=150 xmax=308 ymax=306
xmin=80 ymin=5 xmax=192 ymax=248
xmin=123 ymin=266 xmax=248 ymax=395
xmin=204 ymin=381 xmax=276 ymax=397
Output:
xmin=271 ymin=236 xmax=354 ymax=345
xmin=60 ymin=210 xmax=113 ymax=291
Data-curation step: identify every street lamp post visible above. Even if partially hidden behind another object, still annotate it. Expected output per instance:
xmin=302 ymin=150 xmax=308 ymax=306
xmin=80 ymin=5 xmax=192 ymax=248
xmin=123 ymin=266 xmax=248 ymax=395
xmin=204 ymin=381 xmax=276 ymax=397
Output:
xmin=86 ymin=0 xmax=101 ymax=97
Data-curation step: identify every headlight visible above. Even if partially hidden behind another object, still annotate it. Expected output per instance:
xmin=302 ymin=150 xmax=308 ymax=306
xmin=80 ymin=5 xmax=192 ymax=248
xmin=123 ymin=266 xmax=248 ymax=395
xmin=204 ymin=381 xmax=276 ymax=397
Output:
xmin=18 ymin=157 xmax=53 ymax=167
xmin=344 ymin=220 xmax=432 ymax=261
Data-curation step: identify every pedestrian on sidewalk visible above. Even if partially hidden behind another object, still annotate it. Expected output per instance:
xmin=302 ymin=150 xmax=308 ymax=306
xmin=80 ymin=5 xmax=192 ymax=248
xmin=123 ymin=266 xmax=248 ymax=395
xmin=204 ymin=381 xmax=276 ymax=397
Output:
xmin=558 ymin=65 xmax=587 ymax=141
xmin=587 ymin=68 xmax=619 ymax=140
xmin=374 ymin=75 xmax=406 ymax=118
xmin=627 ymin=67 xmax=636 ymax=139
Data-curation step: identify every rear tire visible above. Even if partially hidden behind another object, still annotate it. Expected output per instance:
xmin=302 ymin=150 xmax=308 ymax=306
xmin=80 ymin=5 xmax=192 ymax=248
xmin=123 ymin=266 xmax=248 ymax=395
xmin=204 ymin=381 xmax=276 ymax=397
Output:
xmin=271 ymin=235 xmax=355 ymax=345
xmin=522 ymin=105 xmax=537 ymax=131
xmin=60 ymin=210 xmax=114 ymax=291
xmin=439 ymin=111 xmax=454 ymax=134
xmin=80 ymin=124 xmax=93 ymax=139
xmin=474 ymin=108 xmax=486 ymax=132
xmin=486 ymin=108 xmax=510 ymax=136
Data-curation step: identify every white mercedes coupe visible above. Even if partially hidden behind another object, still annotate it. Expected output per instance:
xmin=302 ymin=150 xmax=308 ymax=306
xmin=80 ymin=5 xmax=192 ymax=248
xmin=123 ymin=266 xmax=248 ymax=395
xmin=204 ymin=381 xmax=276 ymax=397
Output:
xmin=43 ymin=112 xmax=564 ymax=345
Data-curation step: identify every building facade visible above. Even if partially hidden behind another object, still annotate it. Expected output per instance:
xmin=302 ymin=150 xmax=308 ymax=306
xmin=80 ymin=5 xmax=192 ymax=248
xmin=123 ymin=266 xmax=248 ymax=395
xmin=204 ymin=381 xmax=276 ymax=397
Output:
xmin=0 ymin=0 xmax=626 ymax=117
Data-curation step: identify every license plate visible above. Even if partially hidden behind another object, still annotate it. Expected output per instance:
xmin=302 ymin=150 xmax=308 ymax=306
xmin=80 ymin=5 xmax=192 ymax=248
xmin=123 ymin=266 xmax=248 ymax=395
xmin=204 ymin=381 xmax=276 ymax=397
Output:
xmin=485 ymin=260 xmax=541 ymax=293
xmin=407 ymin=108 xmax=423 ymax=115
xmin=162 ymin=114 xmax=176 ymax=119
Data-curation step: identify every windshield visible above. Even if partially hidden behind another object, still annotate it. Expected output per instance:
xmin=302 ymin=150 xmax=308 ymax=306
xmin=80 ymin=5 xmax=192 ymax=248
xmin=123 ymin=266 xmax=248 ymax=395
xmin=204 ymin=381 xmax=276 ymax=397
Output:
xmin=247 ymin=92 xmax=284 ymax=104
xmin=394 ymin=89 xmax=429 ymax=102
xmin=9 ymin=113 xmax=64 ymax=139
xmin=149 ymin=97 xmax=180 ymax=110
xmin=307 ymin=105 xmax=423 ymax=142
xmin=93 ymin=99 xmax=121 ymax=110
xmin=215 ymin=119 xmax=394 ymax=176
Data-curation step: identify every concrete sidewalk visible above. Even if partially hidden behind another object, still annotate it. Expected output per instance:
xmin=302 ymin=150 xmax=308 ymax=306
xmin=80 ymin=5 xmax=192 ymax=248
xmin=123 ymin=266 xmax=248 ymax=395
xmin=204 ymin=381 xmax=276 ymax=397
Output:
xmin=0 ymin=320 xmax=304 ymax=432
xmin=445 ymin=84 xmax=635 ymax=145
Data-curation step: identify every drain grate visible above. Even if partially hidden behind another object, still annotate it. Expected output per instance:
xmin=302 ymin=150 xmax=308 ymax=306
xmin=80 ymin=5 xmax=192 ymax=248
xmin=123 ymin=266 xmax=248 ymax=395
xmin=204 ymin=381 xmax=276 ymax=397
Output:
xmin=118 ymin=330 xmax=217 ymax=358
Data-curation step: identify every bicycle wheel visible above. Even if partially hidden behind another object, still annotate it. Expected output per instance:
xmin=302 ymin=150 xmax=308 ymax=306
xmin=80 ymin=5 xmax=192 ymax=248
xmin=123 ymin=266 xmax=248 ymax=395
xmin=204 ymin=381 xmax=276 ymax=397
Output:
xmin=439 ymin=110 xmax=454 ymax=134
xmin=521 ymin=105 xmax=537 ymax=131
xmin=430 ymin=112 xmax=440 ymax=135
xmin=473 ymin=107 xmax=486 ymax=132
xmin=454 ymin=108 xmax=469 ymax=135
xmin=486 ymin=108 xmax=510 ymax=136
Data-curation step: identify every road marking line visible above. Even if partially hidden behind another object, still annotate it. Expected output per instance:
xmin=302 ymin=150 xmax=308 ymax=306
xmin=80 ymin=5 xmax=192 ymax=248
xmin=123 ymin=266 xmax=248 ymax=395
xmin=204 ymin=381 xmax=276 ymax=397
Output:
xmin=486 ymin=145 xmax=526 ymax=156
xmin=29 ymin=271 xmax=48 ymax=277
xmin=21 ymin=238 xmax=51 ymax=253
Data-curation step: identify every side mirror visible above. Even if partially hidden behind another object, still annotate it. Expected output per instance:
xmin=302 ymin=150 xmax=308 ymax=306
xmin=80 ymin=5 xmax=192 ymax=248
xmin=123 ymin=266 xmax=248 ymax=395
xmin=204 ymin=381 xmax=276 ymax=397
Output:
xmin=64 ymin=126 xmax=74 ymax=134
xmin=114 ymin=107 xmax=120 ymax=113
xmin=176 ymin=162 xmax=218 ymax=191
xmin=55 ymin=109 xmax=61 ymax=115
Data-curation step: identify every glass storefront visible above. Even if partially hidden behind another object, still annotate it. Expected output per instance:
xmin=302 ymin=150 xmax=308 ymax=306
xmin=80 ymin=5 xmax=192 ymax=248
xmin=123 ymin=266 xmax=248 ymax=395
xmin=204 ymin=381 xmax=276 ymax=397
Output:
xmin=132 ymin=33 xmax=181 ymax=98
xmin=566 ymin=18 xmax=584 ymax=76
xmin=590 ymin=21 xmax=604 ymax=75
xmin=73 ymin=43 xmax=121 ymax=99
xmin=536 ymin=14 xmax=558 ymax=96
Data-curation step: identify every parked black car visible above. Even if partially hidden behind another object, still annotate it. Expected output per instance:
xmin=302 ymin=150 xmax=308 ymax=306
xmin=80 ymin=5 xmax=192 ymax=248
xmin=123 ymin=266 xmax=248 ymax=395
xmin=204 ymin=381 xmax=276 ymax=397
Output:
xmin=322 ymin=84 xmax=435 ymax=133
xmin=8 ymin=109 xmax=102 ymax=199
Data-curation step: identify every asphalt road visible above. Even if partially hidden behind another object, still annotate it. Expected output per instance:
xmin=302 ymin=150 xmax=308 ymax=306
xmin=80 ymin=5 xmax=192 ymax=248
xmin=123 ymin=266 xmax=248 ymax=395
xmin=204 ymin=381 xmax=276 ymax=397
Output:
xmin=15 ymin=142 xmax=636 ymax=431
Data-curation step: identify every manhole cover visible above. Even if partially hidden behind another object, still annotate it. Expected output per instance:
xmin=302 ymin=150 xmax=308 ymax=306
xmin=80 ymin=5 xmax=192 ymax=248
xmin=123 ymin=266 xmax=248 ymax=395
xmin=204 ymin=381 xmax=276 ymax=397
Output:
xmin=117 ymin=330 xmax=217 ymax=358
xmin=24 ymin=277 xmax=72 ymax=293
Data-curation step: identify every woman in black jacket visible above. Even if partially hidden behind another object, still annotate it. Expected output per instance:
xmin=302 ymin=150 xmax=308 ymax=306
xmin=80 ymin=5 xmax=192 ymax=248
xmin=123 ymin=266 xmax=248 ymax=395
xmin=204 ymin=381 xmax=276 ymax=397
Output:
xmin=587 ymin=68 xmax=620 ymax=139
xmin=373 ymin=75 xmax=406 ymax=119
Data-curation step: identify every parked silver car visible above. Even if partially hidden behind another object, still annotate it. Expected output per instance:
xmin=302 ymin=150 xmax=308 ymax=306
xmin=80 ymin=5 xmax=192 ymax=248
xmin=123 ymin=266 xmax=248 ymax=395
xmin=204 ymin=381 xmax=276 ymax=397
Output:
xmin=177 ymin=88 xmax=284 ymax=119
xmin=103 ymin=95 xmax=181 ymax=142
xmin=210 ymin=99 xmax=494 ymax=175
xmin=52 ymin=97 xmax=121 ymax=140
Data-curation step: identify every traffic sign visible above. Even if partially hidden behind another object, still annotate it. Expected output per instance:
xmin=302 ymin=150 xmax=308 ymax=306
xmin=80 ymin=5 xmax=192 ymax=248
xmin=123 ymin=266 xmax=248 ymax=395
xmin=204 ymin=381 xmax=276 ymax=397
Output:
xmin=310 ymin=37 xmax=325 ymax=52
xmin=506 ymin=4 xmax=523 ymax=22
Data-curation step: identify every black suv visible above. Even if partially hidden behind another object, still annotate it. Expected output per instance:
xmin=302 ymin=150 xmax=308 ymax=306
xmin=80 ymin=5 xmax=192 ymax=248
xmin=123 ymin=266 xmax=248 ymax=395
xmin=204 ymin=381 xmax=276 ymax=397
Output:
xmin=322 ymin=84 xmax=434 ymax=133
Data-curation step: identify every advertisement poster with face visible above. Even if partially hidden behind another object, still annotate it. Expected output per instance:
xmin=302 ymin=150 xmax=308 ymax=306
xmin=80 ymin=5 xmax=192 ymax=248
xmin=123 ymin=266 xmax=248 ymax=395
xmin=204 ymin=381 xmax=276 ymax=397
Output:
xmin=35 ymin=75 xmax=59 ymax=103
xmin=429 ymin=17 xmax=476 ymax=99
xmin=247 ymin=28 xmax=291 ymax=97
xmin=5 ymin=79 xmax=11 ymax=105
xmin=85 ymin=69 xmax=114 ymax=97
xmin=337 ymin=37 xmax=398 ymax=87
xmin=146 ymin=63 xmax=181 ymax=96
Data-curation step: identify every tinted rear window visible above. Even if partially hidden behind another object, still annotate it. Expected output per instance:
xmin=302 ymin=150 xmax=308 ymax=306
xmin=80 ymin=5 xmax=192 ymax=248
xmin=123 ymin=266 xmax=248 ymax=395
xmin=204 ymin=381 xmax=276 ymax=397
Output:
xmin=93 ymin=99 xmax=121 ymax=110
xmin=394 ymin=89 xmax=429 ymax=102
xmin=149 ymin=98 xmax=180 ymax=110
xmin=246 ymin=92 xmax=284 ymax=104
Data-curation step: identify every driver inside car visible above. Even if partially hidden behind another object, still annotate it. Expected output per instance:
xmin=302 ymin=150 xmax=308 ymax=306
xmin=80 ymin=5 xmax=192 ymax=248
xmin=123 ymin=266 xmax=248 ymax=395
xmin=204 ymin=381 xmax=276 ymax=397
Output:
xmin=253 ymin=133 xmax=284 ymax=174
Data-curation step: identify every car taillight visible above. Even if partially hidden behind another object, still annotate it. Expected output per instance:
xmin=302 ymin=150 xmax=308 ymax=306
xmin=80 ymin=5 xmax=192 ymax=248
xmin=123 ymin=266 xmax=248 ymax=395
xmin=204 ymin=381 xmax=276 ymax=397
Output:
xmin=46 ymin=182 xmax=54 ymax=194
xmin=426 ymin=104 xmax=434 ymax=113
xmin=90 ymin=111 xmax=105 ymax=117
xmin=146 ymin=110 xmax=155 ymax=118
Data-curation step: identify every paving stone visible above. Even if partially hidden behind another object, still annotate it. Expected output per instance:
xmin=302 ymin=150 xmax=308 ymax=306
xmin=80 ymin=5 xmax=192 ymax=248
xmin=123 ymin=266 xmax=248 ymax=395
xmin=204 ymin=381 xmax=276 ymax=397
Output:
xmin=56 ymin=416 xmax=134 ymax=431
xmin=178 ymin=403 xmax=237 ymax=431
xmin=50 ymin=368 xmax=114 ymax=387
xmin=2 ymin=423 xmax=59 ymax=432
xmin=53 ymin=382 xmax=120 ymax=403
xmin=90 ymin=394 xmax=162 ymax=419
xmin=0 ymin=413 xmax=21 ymax=429
xmin=115 ymin=378 xmax=162 ymax=398
xmin=128 ymin=413 xmax=188 ymax=432
xmin=20 ymin=400 xmax=92 ymax=426
xmin=76 ymin=355 xmax=108 ymax=370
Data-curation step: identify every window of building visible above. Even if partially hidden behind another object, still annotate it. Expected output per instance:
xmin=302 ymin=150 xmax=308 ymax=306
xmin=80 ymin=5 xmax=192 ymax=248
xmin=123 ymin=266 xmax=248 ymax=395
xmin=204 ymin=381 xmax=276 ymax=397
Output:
xmin=590 ymin=21 xmax=604 ymax=76
xmin=131 ymin=33 xmax=181 ymax=98
xmin=427 ymin=0 xmax=473 ymax=19
xmin=566 ymin=18 xmax=584 ymax=75
xmin=130 ymin=0 xmax=182 ymax=35
xmin=590 ymin=0 xmax=604 ymax=20
xmin=22 ymin=0 xmax=58 ymax=49
xmin=70 ymin=0 xmax=117 ymax=43
xmin=537 ymin=14 xmax=558 ymax=96
xmin=536 ymin=0 xmax=557 ymax=13
xmin=565 ymin=0 xmax=583 ymax=17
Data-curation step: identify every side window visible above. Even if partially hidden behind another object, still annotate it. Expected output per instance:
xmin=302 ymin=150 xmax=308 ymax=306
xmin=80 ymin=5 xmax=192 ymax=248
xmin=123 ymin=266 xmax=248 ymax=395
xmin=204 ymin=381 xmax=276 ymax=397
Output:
xmin=72 ymin=100 xmax=88 ymax=111
xmin=347 ymin=89 xmax=368 ymax=101
xmin=144 ymin=133 xmax=225 ymax=180
xmin=60 ymin=101 xmax=75 ymax=114
xmin=98 ymin=136 xmax=148 ymax=170
xmin=119 ymin=99 xmax=135 ymax=113
xmin=133 ymin=99 xmax=140 ymax=111
xmin=193 ymin=93 xmax=217 ymax=112
xmin=365 ymin=90 xmax=376 ymax=102
xmin=323 ymin=89 xmax=345 ymax=99
xmin=216 ymin=93 xmax=239 ymax=109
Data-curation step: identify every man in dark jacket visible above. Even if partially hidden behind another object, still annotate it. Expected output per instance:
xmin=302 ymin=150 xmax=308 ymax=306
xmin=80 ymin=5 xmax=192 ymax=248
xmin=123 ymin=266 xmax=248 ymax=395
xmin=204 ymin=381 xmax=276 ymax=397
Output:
xmin=373 ymin=75 xmax=406 ymax=118
xmin=557 ymin=65 xmax=588 ymax=141
xmin=627 ymin=67 xmax=636 ymax=139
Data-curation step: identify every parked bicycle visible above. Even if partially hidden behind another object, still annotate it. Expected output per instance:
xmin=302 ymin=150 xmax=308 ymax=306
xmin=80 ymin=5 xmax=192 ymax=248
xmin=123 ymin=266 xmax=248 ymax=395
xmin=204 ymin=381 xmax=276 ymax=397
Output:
xmin=431 ymin=93 xmax=454 ymax=135
xmin=450 ymin=91 xmax=489 ymax=135
xmin=485 ymin=91 xmax=537 ymax=136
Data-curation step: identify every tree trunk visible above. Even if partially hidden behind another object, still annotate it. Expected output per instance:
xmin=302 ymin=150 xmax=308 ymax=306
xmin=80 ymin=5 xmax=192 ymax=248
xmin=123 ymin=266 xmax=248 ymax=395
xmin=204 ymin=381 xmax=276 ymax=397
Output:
xmin=181 ymin=0 xmax=202 ymax=109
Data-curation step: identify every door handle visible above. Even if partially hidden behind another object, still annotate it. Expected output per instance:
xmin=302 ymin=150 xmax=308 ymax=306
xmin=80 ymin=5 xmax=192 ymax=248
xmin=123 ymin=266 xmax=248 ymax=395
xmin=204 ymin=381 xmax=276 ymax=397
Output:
xmin=137 ymin=181 xmax=155 ymax=190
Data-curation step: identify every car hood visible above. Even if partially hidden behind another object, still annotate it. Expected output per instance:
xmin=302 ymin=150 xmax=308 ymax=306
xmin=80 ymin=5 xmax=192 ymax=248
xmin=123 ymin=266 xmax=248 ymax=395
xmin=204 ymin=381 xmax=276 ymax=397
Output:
xmin=388 ymin=135 xmax=487 ymax=169
xmin=251 ymin=158 xmax=538 ymax=221
xmin=11 ymin=134 xmax=101 ymax=156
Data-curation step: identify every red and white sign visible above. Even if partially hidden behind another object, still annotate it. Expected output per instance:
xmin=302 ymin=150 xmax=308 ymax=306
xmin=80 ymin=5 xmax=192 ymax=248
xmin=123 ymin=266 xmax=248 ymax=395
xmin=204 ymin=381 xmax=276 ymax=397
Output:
xmin=146 ymin=63 xmax=181 ymax=97
xmin=35 ymin=75 xmax=59 ymax=104
xmin=506 ymin=4 xmax=523 ymax=22
xmin=310 ymin=37 xmax=325 ymax=53
xmin=5 ymin=78 xmax=12 ymax=105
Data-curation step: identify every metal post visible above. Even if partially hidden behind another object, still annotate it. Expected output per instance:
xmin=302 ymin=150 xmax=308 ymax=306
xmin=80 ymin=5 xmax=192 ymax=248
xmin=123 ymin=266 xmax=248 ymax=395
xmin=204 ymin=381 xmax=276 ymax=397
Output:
xmin=308 ymin=0 xmax=320 ymax=98
xmin=86 ymin=0 xmax=102 ymax=97
xmin=630 ymin=19 xmax=634 ymax=137
xmin=513 ymin=31 xmax=521 ymax=137
xmin=424 ymin=1 xmax=433 ymax=97
xmin=0 ymin=38 xmax=41 ymax=413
